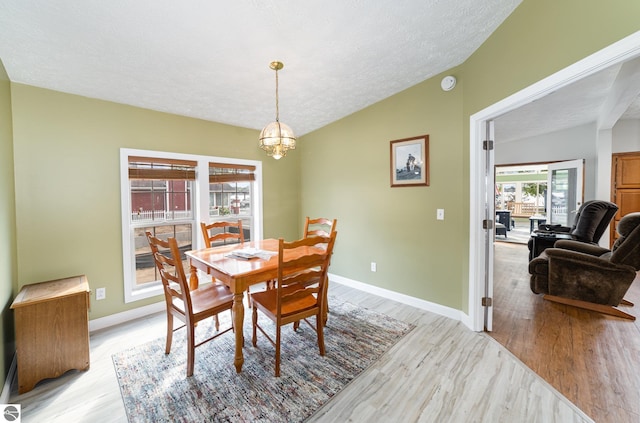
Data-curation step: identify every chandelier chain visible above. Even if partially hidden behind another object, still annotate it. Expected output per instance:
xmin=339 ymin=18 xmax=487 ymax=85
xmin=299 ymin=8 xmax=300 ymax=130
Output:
xmin=274 ymin=67 xmax=280 ymax=122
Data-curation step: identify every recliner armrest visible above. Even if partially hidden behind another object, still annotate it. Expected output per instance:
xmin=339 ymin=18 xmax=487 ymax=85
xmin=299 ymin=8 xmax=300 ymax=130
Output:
xmin=553 ymin=240 xmax=609 ymax=256
xmin=544 ymin=247 xmax=636 ymax=305
xmin=545 ymin=247 xmax=619 ymax=268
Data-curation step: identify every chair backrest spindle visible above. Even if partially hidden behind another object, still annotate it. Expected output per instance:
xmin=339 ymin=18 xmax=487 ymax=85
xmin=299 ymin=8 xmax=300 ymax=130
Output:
xmin=201 ymin=220 xmax=244 ymax=248
xmin=303 ymin=217 xmax=337 ymax=239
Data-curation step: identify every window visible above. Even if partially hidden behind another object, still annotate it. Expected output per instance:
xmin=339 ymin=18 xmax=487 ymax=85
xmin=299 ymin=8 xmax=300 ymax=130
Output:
xmin=120 ymin=149 xmax=262 ymax=303
xmin=208 ymin=162 xmax=256 ymax=242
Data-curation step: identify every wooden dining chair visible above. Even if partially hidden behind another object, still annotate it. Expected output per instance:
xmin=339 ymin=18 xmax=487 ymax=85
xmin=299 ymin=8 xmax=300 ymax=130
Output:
xmin=303 ymin=217 xmax=337 ymax=238
xmin=200 ymin=220 xmax=244 ymax=248
xmin=301 ymin=217 xmax=337 ymax=324
xmin=251 ymin=232 xmax=337 ymax=377
xmin=201 ymin=219 xmax=261 ymax=304
xmin=146 ymin=231 xmax=234 ymax=377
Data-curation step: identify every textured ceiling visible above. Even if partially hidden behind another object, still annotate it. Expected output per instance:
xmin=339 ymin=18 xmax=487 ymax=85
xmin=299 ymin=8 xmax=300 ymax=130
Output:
xmin=0 ymin=0 xmax=522 ymax=136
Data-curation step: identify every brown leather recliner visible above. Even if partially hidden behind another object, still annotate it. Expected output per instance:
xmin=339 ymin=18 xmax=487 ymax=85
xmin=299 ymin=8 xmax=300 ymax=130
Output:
xmin=528 ymin=212 xmax=640 ymax=320
xmin=527 ymin=200 xmax=618 ymax=260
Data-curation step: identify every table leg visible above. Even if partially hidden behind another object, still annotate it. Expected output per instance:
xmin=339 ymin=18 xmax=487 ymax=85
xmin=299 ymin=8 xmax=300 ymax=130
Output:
xmin=189 ymin=265 xmax=199 ymax=290
xmin=233 ymin=292 xmax=245 ymax=373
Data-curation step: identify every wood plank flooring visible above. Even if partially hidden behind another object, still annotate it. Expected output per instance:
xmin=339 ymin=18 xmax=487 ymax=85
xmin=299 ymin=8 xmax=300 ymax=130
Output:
xmin=10 ymin=281 xmax=591 ymax=422
xmin=491 ymin=241 xmax=640 ymax=423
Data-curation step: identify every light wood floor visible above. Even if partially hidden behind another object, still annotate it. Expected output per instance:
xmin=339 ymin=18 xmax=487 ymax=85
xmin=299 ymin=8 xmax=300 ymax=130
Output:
xmin=11 ymin=282 xmax=591 ymax=422
xmin=491 ymin=241 xmax=640 ymax=423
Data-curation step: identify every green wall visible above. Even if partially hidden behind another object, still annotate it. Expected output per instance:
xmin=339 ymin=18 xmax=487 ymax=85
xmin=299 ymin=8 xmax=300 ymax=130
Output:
xmin=0 ymin=59 xmax=17 ymax=387
xmin=300 ymin=0 xmax=640 ymax=312
xmin=10 ymin=84 xmax=299 ymax=319
xmin=300 ymin=67 xmax=465 ymax=307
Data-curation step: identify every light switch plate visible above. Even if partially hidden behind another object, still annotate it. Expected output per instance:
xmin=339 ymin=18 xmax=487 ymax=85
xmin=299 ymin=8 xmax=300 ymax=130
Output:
xmin=437 ymin=209 xmax=445 ymax=220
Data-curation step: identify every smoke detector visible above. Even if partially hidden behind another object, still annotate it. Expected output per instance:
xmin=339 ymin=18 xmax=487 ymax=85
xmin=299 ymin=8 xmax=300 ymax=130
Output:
xmin=441 ymin=76 xmax=457 ymax=91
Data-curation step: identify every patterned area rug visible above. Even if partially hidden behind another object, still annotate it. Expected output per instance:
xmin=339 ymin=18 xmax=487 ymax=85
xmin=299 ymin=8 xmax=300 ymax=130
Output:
xmin=112 ymin=299 xmax=414 ymax=422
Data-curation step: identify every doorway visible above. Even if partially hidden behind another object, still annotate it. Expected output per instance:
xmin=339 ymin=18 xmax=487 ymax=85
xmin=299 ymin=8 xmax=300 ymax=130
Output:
xmin=494 ymin=163 xmax=548 ymax=245
xmin=494 ymin=160 xmax=585 ymax=246
xmin=467 ymin=31 xmax=640 ymax=332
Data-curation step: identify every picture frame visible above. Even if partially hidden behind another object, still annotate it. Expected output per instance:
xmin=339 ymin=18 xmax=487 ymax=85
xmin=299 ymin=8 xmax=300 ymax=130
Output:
xmin=390 ymin=134 xmax=429 ymax=187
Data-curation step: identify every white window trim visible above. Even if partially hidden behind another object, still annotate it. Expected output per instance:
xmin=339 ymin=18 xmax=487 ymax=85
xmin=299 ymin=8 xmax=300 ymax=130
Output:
xmin=120 ymin=148 xmax=263 ymax=303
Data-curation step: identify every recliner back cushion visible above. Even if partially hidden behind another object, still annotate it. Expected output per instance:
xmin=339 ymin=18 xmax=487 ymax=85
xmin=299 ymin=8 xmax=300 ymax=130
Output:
xmin=570 ymin=201 xmax=618 ymax=243
xmin=611 ymin=212 xmax=640 ymax=269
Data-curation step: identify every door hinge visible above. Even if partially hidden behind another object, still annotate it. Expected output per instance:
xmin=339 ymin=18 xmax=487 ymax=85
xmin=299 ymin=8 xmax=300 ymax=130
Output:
xmin=483 ymin=219 xmax=494 ymax=230
xmin=482 ymin=297 xmax=493 ymax=307
xmin=483 ymin=140 xmax=494 ymax=150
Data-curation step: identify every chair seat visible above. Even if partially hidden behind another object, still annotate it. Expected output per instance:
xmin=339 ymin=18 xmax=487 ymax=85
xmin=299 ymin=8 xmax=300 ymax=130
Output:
xmin=189 ymin=283 xmax=234 ymax=316
xmin=251 ymin=284 xmax=317 ymax=318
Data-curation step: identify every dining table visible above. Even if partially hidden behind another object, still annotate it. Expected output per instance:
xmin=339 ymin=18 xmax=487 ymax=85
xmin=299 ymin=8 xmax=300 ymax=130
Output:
xmin=185 ymin=238 xmax=326 ymax=373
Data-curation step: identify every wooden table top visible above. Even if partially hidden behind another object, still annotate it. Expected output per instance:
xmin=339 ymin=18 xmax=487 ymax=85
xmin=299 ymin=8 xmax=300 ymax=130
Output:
xmin=185 ymin=239 xmax=279 ymax=282
xmin=185 ymin=238 xmax=326 ymax=290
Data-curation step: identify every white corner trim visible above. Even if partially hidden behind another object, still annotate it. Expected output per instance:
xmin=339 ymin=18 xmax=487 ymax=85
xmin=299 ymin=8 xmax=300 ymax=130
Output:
xmin=89 ymin=301 xmax=165 ymax=333
xmin=329 ymin=273 xmax=465 ymax=322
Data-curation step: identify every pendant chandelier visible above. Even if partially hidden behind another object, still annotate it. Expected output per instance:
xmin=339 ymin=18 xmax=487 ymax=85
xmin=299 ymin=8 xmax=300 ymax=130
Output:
xmin=259 ymin=61 xmax=296 ymax=160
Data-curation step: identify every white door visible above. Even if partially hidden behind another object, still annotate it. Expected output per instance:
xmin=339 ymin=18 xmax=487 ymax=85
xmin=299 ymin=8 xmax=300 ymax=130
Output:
xmin=483 ymin=120 xmax=495 ymax=331
xmin=546 ymin=159 xmax=584 ymax=226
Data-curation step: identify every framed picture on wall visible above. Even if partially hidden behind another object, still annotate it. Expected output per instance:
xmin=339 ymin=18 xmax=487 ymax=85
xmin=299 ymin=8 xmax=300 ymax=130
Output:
xmin=390 ymin=134 xmax=429 ymax=187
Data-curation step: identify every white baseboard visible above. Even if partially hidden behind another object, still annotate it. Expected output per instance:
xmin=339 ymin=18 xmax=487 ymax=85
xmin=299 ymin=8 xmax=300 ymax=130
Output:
xmin=329 ymin=273 xmax=466 ymax=323
xmin=89 ymin=301 xmax=164 ymax=332
xmin=87 ymin=274 xmax=473 ymax=334
xmin=1 ymin=353 xmax=16 ymax=404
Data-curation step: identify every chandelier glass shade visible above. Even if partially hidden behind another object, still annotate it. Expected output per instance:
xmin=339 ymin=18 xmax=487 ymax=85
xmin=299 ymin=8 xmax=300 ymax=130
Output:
xmin=259 ymin=61 xmax=296 ymax=160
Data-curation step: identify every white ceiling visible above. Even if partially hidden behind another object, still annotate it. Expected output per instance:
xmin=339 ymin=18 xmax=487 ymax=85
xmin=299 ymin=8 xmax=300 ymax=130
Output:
xmin=0 ymin=0 xmax=523 ymax=136
xmin=1 ymin=1 xmax=637 ymax=143
xmin=494 ymin=56 xmax=640 ymax=143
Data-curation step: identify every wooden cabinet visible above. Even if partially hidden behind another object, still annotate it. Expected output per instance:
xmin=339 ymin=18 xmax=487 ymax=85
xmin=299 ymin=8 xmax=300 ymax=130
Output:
xmin=611 ymin=152 xmax=640 ymax=245
xmin=11 ymin=275 xmax=90 ymax=394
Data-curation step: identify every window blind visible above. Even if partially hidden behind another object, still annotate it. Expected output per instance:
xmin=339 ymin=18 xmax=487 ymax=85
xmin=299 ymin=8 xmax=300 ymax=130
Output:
xmin=128 ymin=156 xmax=197 ymax=181
xmin=209 ymin=162 xmax=255 ymax=183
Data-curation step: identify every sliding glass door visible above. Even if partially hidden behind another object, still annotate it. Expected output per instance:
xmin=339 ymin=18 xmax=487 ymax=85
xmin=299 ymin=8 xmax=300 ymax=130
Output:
xmin=546 ymin=159 xmax=584 ymax=226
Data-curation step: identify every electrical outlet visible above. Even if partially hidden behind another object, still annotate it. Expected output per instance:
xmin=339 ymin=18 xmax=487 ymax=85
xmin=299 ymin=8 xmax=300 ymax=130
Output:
xmin=437 ymin=208 xmax=445 ymax=220
xmin=371 ymin=262 xmax=377 ymax=272
xmin=96 ymin=287 xmax=106 ymax=300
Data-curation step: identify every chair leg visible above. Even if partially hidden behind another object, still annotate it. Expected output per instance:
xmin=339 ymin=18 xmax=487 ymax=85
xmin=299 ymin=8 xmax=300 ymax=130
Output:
xmin=214 ymin=314 xmax=220 ymax=331
xmin=323 ymin=299 xmax=329 ymax=325
xmin=543 ymin=294 xmax=636 ymax=321
xmin=251 ymin=306 xmax=258 ymax=347
xmin=275 ymin=325 xmax=281 ymax=377
xmin=323 ymin=276 xmax=330 ymax=325
xmin=165 ymin=312 xmax=174 ymax=354
xmin=186 ymin=322 xmax=196 ymax=377
xmin=317 ymin=313 xmax=325 ymax=356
